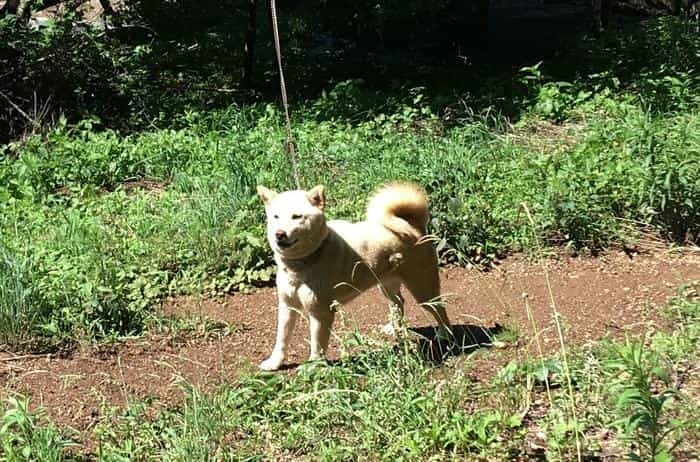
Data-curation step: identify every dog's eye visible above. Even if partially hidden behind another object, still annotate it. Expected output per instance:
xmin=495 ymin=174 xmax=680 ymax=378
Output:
xmin=291 ymin=214 xmax=302 ymax=220
xmin=273 ymin=214 xmax=279 ymax=219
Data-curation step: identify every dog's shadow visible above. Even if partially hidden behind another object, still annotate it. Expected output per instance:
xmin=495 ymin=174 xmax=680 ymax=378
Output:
xmin=308 ymin=323 xmax=504 ymax=371
xmin=408 ymin=323 xmax=504 ymax=364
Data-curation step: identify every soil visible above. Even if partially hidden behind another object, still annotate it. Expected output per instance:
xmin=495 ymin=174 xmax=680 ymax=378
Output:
xmin=1 ymin=250 xmax=699 ymax=445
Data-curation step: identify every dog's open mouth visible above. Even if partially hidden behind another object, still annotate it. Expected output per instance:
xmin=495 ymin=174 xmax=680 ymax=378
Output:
xmin=276 ymin=238 xmax=297 ymax=249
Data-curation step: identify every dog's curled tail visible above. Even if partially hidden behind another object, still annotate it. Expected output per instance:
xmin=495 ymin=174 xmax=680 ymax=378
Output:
xmin=366 ymin=182 xmax=429 ymax=241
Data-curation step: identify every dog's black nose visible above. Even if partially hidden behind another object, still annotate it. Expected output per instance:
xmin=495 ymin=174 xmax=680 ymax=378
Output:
xmin=275 ymin=230 xmax=287 ymax=241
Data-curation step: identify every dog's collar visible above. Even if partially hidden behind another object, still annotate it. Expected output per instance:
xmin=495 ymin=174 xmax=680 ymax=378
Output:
xmin=277 ymin=226 xmax=329 ymax=266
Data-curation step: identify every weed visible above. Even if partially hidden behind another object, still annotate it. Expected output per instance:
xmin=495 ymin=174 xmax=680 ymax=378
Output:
xmin=604 ymin=337 xmax=683 ymax=461
xmin=0 ymin=397 xmax=73 ymax=462
xmin=2 ymin=94 xmax=699 ymax=345
xmin=90 ymin=340 xmax=525 ymax=461
xmin=0 ymin=242 xmax=47 ymax=350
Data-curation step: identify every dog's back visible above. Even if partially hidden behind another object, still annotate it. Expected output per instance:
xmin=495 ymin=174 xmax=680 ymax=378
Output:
xmin=318 ymin=182 xmax=435 ymax=304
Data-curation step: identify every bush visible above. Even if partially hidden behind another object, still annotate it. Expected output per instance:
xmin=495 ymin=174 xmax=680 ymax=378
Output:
xmin=0 ymin=13 xmax=129 ymax=144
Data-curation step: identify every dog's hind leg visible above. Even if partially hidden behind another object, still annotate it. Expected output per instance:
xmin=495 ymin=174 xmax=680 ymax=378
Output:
xmin=399 ymin=250 xmax=451 ymax=336
xmin=378 ymin=277 xmax=405 ymax=336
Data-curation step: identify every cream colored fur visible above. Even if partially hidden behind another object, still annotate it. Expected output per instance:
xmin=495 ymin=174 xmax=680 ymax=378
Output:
xmin=256 ymin=182 xmax=451 ymax=371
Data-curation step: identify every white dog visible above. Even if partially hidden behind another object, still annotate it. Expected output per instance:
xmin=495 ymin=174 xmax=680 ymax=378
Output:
xmin=256 ymin=182 xmax=451 ymax=371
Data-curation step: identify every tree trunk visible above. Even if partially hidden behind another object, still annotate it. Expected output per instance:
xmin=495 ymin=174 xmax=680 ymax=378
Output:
xmin=670 ymin=0 xmax=682 ymax=14
xmin=98 ymin=0 xmax=115 ymax=16
xmin=601 ymin=0 xmax=613 ymax=28
xmin=592 ymin=0 xmax=614 ymax=31
xmin=474 ymin=0 xmax=490 ymax=42
xmin=242 ymin=0 xmax=258 ymax=88
xmin=0 ymin=0 xmax=21 ymax=17
xmin=18 ymin=0 xmax=32 ymax=21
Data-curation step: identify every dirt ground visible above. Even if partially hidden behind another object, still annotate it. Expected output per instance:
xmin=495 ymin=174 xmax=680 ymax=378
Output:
xmin=1 ymin=250 xmax=699 ymax=439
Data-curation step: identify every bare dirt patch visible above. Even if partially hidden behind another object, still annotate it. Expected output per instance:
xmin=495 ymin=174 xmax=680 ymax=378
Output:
xmin=509 ymin=119 xmax=585 ymax=154
xmin=119 ymin=177 xmax=166 ymax=195
xmin=1 ymin=250 xmax=698 ymax=440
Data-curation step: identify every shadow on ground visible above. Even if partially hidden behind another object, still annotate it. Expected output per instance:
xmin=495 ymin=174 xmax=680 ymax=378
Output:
xmin=410 ymin=323 xmax=505 ymax=363
xmin=301 ymin=323 xmax=505 ymax=372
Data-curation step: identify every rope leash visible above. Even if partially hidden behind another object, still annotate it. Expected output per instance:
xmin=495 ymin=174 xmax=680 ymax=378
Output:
xmin=270 ymin=0 xmax=301 ymax=189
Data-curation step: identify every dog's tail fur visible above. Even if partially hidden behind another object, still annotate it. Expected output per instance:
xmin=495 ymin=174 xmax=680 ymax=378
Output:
xmin=366 ymin=182 xmax=429 ymax=241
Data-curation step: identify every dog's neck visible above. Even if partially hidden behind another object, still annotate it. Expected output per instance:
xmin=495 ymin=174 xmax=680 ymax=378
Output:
xmin=275 ymin=224 xmax=330 ymax=269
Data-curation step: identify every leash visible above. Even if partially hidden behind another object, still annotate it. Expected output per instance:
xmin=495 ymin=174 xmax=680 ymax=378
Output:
xmin=270 ymin=0 xmax=301 ymax=189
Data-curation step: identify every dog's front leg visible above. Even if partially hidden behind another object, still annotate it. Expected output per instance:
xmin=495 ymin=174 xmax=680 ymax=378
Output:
xmin=260 ymin=301 xmax=299 ymax=371
xmin=308 ymin=306 xmax=334 ymax=362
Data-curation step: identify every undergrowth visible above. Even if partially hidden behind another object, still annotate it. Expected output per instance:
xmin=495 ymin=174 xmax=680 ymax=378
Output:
xmin=0 ymin=397 xmax=72 ymax=462
xmin=1 ymin=92 xmax=698 ymax=347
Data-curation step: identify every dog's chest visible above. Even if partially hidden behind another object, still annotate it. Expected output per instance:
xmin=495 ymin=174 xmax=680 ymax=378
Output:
xmin=277 ymin=267 xmax=321 ymax=308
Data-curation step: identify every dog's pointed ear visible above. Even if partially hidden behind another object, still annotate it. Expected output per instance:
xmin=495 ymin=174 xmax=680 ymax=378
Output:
xmin=256 ymin=186 xmax=277 ymax=206
xmin=307 ymin=185 xmax=325 ymax=210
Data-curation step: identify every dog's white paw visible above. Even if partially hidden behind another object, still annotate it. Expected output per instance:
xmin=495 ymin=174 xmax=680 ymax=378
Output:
xmin=380 ymin=322 xmax=396 ymax=336
xmin=259 ymin=354 xmax=284 ymax=371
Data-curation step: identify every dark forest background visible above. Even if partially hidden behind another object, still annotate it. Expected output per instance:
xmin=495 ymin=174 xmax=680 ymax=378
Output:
xmin=1 ymin=0 xmax=698 ymax=144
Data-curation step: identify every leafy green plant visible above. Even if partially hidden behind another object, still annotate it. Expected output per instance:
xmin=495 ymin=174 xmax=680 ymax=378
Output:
xmin=533 ymin=82 xmax=592 ymax=123
xmin=494 ymin=358 xmax=564 ymax=390
xmin=666 ymin=283 xmax=700 ymax=325
xmin=0 ymin=397 xmax=72 ymax=462
xmin=0 ymin=283 xmax=697 ymax=460
xmin=90 ymin=337 xmax=525 ymax=461
xmin=539 ymin=410 xmax=584 ymax=462
xmin=605 ymin=338 xmax=683 ymax=462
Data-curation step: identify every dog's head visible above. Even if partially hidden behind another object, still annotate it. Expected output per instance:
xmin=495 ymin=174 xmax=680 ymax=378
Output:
xmin=257 ymin=185 xmax=328 ymax=259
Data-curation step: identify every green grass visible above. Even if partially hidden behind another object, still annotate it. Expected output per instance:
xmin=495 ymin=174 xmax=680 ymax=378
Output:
xmin=1 ymin=86 xmax=698 ymax=347
xmin=0 ymin=243 xmax=46 ymax=350
xmin=2 ymin=284 xmax=698 ymax=461
xmin=0 ymin=15 xmax=698 ymax=348
xmin=0 ymin=397 xmax=73 ymax=462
